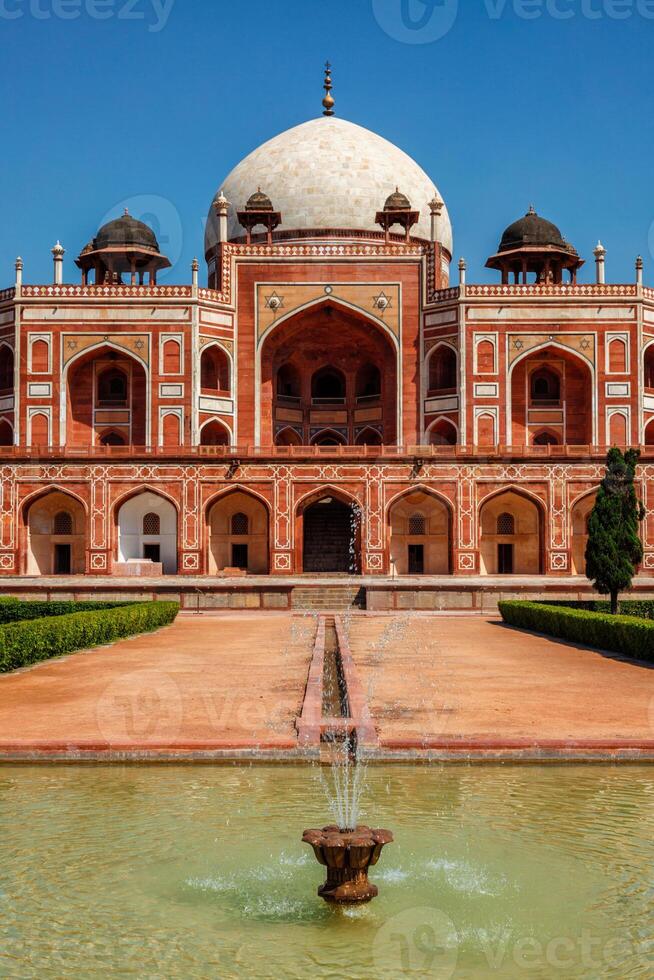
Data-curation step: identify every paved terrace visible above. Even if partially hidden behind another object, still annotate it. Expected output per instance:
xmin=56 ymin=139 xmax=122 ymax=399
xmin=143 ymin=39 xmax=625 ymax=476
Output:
xmin=2 ymin=575 xmax=654 ymax=613
xmin=0 ymin=612 xmax=653 ymax=761
xmin=346 ymin=616 xmax=654 ymax=754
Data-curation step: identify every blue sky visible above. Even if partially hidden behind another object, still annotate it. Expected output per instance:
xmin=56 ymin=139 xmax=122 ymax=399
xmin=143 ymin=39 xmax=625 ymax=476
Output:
xmin=0 ymin=0 xmax=652 ymax=285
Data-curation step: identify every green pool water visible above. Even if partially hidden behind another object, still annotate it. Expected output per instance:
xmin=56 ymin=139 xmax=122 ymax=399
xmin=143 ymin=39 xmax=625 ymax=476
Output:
xmin=1 ymin=764 xmax=653 ymax=979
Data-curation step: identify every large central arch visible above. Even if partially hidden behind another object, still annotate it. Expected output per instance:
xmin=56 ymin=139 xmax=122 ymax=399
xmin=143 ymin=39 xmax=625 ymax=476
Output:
xmin=259 ymin=300 xmax=399 ymax=446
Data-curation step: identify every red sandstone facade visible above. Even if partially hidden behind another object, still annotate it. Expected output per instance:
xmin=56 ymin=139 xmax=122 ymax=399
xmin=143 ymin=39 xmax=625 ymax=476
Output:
xmin=2 ymin=114 xmax=654 ymax=581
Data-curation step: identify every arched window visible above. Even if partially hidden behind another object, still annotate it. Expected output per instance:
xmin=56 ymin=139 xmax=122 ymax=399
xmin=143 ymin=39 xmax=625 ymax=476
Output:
xmin=99 ymin=430 xmax=126 ymax=446
xmin=276 ymin=363 xmax=301 ymax=400
xmin=533 ymin=430 xmax=559 ymax=446
xmin=0 ymin=346 xmax=14 ymax=391
xmin=53 ymin=511 xmax=73 ymax=535
xmin=530 ymin=369 xmax=560 ymax=403
xmin=142 ymin=512 xmax=160 ymax=536
xmin=645 ymin=347 xmax=654 ymax=390
xmin=312 ymin=368 xmax=345 ymax=403
xmin=200 ymin=420 xmax=230 ymax=446
xmin=356 ymin=364 xmax=381 ymax=400
xmin=408 ymin=513 xmax=426 ymax=536
xmin=311 ymin=429 xmax=346 ymax=446
xmin=97 ymin=368 xmax=128 ymax=405
xmin=608 ymin=338 xmax=627 ymax=373
xmin=0 ymin=419 xmax=12 ymax=446
xmin=355 ymin=427 xmax=382 ymax=446
xmin=428 ymin=419 xmax=458 ymax=446
xmin=428 ymin=346 xmax=457 ymax=393
xmin=497 ymin=513 xmax=515 ymax=535
xmin=200 ymin=346 xmax=230 ymax=393
xmin=231 ymin=512 xmax=249 ymax=535
xmin=275 ymin=427 xmax=302 ymax=446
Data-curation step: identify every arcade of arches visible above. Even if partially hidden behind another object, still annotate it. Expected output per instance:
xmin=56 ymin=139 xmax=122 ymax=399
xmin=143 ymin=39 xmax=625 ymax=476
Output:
xmin=14 ymin=481 xmax=612 ymax=579
xmin=261 ymin=304 xmax=397 ymax=447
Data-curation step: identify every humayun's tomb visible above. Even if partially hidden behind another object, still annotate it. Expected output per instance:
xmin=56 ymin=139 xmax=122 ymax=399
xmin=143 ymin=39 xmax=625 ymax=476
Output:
xmin=2 ymin=71 xmax=654 ymax=607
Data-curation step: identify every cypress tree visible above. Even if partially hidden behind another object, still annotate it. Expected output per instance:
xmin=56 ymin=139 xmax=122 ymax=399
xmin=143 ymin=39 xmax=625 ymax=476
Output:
xmin=585 ymin=448 xmax=645 ymax=614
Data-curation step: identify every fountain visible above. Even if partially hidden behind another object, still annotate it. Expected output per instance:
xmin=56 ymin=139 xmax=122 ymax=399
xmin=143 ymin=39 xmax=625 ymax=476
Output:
xmin=302 ymin=823 xmax=393 ymax=903
xmin=301 ymin=611 xmax=393 ymax=904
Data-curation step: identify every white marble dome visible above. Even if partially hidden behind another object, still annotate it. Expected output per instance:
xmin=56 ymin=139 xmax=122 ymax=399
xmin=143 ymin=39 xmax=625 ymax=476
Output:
xmin=205 ymin=116 xmax=453 ymax=253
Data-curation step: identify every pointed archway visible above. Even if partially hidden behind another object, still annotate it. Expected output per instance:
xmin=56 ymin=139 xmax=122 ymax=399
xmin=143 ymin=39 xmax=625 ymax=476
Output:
xmin=296 ymin=488 xmax=362 ymax=574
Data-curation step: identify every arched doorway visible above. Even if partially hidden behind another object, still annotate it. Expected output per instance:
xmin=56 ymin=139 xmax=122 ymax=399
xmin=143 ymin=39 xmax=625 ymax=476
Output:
xmin=299 ymin=492 xmax=361 ymax=574
xmin=388 ymin=489 xmax=451 ymax=574
xmin=23 ymin=490 xmax=86 ymax=575
xmin=479 ymin=489 xmax=543 ymax=575
xmin=206 ymin=490 xmax=269 ymax=573
xmin=116 ymin=491 xmax=177 ymax=573
xmin=571 ymin=492 xmax=596 ymax=575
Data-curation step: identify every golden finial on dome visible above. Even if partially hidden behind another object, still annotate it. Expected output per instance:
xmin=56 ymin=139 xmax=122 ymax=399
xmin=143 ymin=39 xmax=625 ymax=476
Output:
xmin=322 ymin=61 xmax=335 ymax=117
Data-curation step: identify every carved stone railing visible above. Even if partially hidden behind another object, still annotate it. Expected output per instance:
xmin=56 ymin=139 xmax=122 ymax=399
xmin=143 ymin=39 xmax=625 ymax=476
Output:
xmin=465 ymin=283 xmax=638 ymax=298
xmin=0 ymin=443 xmax=649 ymax=462
xmin=21 ymin=284 xmax=194 ymax=299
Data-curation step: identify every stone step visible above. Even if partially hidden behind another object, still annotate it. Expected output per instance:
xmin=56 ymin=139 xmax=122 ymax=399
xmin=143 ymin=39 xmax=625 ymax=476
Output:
xmin=292 ymin=586 xmax=366 ymax=610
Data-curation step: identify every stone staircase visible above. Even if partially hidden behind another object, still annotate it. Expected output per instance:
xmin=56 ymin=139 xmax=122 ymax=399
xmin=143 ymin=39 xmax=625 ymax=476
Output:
xmin=292 ymin=585 xmax=366 ymax=611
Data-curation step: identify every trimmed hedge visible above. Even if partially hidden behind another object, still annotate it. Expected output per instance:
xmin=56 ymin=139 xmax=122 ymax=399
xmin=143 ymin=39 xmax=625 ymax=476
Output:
xmin=0 ymin=601 xmax=179 ymax=672
xmin=0 ymin=598 xmax=134 ymax=625
xmin=539 ymin=599 xmax=654 ymax=621
xmin=498 ymin=600 xmax=654 ymax=662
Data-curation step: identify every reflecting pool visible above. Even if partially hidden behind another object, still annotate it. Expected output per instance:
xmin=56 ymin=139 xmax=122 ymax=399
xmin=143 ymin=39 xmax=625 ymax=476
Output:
xmin=1 ymin=765 xmax=653 ymax=978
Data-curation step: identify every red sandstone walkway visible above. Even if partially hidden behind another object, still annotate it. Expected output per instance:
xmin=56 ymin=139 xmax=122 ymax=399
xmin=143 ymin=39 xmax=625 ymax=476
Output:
xmin=0 ymin=613 xmax=315 ymax=755
xmin=0 ymin=613 xmax=653 ymax=760
xmin=346 ymin=615 xmax=654 ymax=748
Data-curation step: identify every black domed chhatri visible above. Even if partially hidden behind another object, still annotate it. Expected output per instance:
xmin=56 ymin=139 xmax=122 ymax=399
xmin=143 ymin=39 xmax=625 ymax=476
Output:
xmin=75 ymin=208 xmax=171 ymax=286
xmin=384 ymin=188 xmax=412 ymax=211
xmin=486 ymin=206 xmax=584 ymax=285
xmin=245 ymin=189 xmax=274 ymax=213
xmin=95 ymin=210 xmax=160 ymax=252
xmin=499 ymin=207 xmax=569 ymax=253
